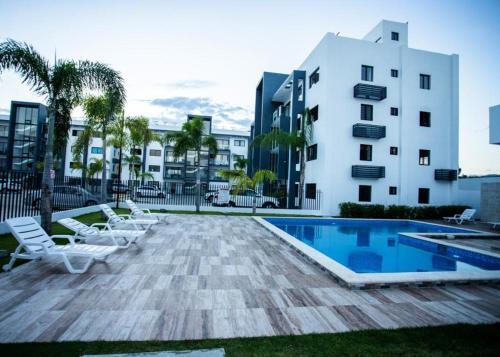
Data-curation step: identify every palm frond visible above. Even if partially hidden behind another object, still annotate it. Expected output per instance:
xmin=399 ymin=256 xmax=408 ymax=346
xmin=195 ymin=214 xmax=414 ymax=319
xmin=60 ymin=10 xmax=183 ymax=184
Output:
xmin=252 ymin=129 xmax=306 ymax=149
xmin=252 ymin=170 xmax=276 ymax=186
xmin=0 ymin=39 xmax=50 ymax=96
xmin=202 ymin=135 xmax=218 ymax=156
xmin=78 ymin=60 xmax=126 ymax=106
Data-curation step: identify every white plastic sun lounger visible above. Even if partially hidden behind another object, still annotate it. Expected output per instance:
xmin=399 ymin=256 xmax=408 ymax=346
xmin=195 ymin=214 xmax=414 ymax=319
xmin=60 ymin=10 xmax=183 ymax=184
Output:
xmin=443 ymin=209 xmax=476 ymax=224
xmin=3 ymin=217 xmax=117 ymax=274
xmin=58 ymin=218 xmax=146 ymax=249
xmin=125 ymin=199 xmax=169 ymax=223
xmin=99 ymin=204 xmax=158 ymax=231
xmin=489 ymin=222 xmax=499 ymax=229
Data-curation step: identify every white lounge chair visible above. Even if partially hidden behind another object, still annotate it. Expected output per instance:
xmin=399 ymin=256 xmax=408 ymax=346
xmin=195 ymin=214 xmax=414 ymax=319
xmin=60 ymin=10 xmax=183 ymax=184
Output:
xmin=99 ymin=204 xmax=158 ymax=231
xmin=3 ymin=217 xmax=117 ymax=274
xmin=488 ymin=222 xmax=499 ymax=229
xmin=58 ymin=218 xmax=146 ymax=249
xmin=125 ymin=199 xmax=169 ymax=223
xmin=443 ymin=209 xmax=476 ymax=224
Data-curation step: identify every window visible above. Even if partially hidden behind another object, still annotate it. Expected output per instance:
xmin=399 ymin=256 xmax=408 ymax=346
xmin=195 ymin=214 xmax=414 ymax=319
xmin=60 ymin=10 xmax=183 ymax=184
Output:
xmin=361 ymin=104 xmax=373 ymax=121
xmin=165 ymin=167 xmax=183 ymax=179
xmin=418 ymin=188 xmax=430 ymax=204
xmin=305 ymin=183 xmax=317 ymax=199
xmin=214 ymin=154 xmax=229 ymax=166
xmin=234 ymin=139 xmax=246 ymax=147
xmin=148 ymin=149 xmax=161 ymax=157
xmin=390 ymin=107 xmax=399 ymax=116
xmin=389 ymin=186 xmax=397 ymax=195
xmin=359 ymin=185 xmax=371 ymax=202
xmin=131 ymin=148 xmax=142 ymax=155
xmin=309 ymin=67 xmax=320 ymax=88
xmin=71 ymin=129 xmax=82 ymax=137
xmin=391 ymin=69 xmax=399 ymax=78
xmin=420 ymin=74 xmax=431 ymax=89
xmin=390 ymin=147 xmax=398 ymax=155
xmin=420 ymin=111 xmax=431 ymax=127
xmin=148 ymin=165 xmax=160 ymax=172
xmin=360 ymin=144 xmax=372 ymax=161
xmin=69 ymin=161 xmax=80 ymax=169
xmin=0 ymin=142 xmax=6 ymax=155
xmin=391 ymin=32 xmax=399 ymax=41
xmin=216 ymin=139 xmax=230 ymax=149
xmin=361 ymin=65 xmax=373 ymax=82
xmin=91 ymin=147 xmax=103 ymax=154
xmin=419 ymin=149 xmax=430 ymax=166
xmin=0 ymin=125 xmax=8 ymax=137
xmin=310 ymin=105 xmax=319 ymax=122
xmin=306 ymin=144 xmax=317 ymax=161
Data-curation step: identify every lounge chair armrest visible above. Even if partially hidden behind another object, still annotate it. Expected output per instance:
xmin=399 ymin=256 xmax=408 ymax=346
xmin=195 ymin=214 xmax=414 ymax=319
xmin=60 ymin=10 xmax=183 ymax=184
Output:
xmin=118 ymin=214 xmax=133 ymax=219
xmin=90 ymin=222 xmax=111 ymax=230
xmin=50 ymin=235 xmax=76 ymax=245
xmin=24 ymin=242 xmax=50 ymax=254
xmin=142 ymin=209 xmax=152 ymax=214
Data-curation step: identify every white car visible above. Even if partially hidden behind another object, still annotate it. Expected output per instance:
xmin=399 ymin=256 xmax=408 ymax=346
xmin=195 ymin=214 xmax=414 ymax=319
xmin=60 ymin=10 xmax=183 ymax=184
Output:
xmin=213 ymin=188 xmax=279 ymax=208
xmin=133 ymin=185 xmax=169 ymax=199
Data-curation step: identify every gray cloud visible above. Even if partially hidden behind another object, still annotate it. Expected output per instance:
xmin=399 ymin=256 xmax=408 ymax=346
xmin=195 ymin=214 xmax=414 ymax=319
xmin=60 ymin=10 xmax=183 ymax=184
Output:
xmin=149 ymin=96 xmax=252 ymax=131
xmin=166 ymin=80 xmax=216 ymax=89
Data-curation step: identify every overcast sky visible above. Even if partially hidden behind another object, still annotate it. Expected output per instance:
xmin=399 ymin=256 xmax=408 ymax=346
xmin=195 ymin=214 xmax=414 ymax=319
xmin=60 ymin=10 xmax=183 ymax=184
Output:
xmin=0 ymin=0 xmax=499 ymax=175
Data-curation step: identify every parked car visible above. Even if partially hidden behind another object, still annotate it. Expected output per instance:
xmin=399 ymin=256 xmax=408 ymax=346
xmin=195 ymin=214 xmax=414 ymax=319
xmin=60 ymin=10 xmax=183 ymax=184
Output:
xmin=0 ymin=177 xmax=24 ymax=193
xmin=133 ymin=185 xmax=169 ymax=199
xmin=26 ymin=185 xmax=100 ymax=210
xmin=112 ymin=183 xmax=130 ymax=194
xmin=213 ymin=188 xmax=279 ymax=208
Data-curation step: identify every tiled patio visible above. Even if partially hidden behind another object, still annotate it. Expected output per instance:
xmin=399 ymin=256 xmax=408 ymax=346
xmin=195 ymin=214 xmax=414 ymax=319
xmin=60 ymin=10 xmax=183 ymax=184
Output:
xmin=0 ymin=214 xmax=499 ymax=343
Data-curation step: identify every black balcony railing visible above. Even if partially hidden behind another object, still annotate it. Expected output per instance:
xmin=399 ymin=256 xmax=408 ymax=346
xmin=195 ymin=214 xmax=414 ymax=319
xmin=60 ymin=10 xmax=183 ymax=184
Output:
xmin=353 ymin=84 xmax=387 ymax=101
xmin=351 ymin=165 xmax=385 ymax=179
xmin=352 ymin=124 xmax=386 ymax=139
xmin=434 ymin=169 xmax=458 ymax=181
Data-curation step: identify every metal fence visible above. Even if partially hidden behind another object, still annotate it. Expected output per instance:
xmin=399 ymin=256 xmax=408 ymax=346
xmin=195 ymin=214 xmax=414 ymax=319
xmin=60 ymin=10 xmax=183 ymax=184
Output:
xmin=0 ymin=171 xmax=322 ymax=221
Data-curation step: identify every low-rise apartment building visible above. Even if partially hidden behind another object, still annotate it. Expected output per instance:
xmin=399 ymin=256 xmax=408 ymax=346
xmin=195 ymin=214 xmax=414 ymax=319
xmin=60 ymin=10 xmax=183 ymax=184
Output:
xmin=248 ymin=20 xmax=459 ymax=215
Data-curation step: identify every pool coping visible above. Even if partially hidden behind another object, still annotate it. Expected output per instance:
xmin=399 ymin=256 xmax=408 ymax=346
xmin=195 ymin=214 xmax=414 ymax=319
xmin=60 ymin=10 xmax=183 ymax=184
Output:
xmin=254 ymin=216 xmax=500 ymax=289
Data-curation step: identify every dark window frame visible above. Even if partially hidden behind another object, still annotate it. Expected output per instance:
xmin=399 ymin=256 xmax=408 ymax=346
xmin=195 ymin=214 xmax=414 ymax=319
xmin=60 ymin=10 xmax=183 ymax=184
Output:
xmin=391 ymin=32 xmax=399 ymax=41
xmin=306 ymin=144 xmax=317 ymax=161
xmin=360 ymin=144 xmax=373 ymax=161
xmin=419 ymin=149 xmax=431 ymax=166
xmin=149 ymin=149 xmax=161 ymax=156
xmin=390 ymin=147 xmax=398 ymax=155
xmin=309 ymin=67 xmax=320 ymax=88
xmin=361 ymin=104 xmax=373 ymax=121
xmin=389 ymin=186 xmax=397 ymax=195
xmin=305 ymin=183 xmax=317 ymax=199
xmin=310 ymin=105 xmax=319 ymax=122
xmin=418 ymin=188 xmax=430 ymax=204
xmin=359 ymin=185 xmax=372 ymax=202
xmin=148 ymin=165 xmax=161 ymax=172
xmin=420 ymin=111 xmax=431 ymax=127
xmin=391 ymin=69 xmax=399 ymax=78
xmin=420 ymin=74 xmax=431 ymax=90
xmin=361 ymin=65 xmax=374 ymax=82
xmin=390 ymin=107 xmax=399 ymax=116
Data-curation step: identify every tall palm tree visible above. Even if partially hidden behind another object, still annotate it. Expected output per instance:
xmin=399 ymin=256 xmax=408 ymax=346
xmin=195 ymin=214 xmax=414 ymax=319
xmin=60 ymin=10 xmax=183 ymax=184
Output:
xmin=82 ymin=92 xmax=123 ymax=203
xmin=233 ymin=155 xmax=248 ymax=171
xmin=107 ymin=111 xmax=130 ymax=206
xmin=127 ymin=116 xmax=155 ymax=183
xmin=166 ymin=117 xmax=218 ymax=212
xmin=219 ymin=168 xmax=276 ymax=215
xmin=0 ymin=39 xmax=125 ymax=233
xmin=71 ymin=126 xmax=94 ymax=185
xmin=252 ymin=108 xmax=313 ymax=209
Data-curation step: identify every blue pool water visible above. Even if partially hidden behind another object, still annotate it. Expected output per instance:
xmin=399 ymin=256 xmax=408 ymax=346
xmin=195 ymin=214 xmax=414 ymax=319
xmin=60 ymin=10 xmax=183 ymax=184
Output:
xmin=265 ymin=218 xmax=500 ymax=274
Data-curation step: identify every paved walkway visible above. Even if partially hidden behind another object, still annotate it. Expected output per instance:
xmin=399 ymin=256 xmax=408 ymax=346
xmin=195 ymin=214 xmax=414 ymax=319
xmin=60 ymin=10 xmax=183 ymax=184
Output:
xmin=0 ymin=215 xmax=499 ymax=343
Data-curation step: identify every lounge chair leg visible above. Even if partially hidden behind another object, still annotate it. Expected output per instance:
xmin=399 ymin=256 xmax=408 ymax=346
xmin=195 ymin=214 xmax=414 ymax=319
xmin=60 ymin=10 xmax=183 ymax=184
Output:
xmin=61 ymin=255 xmax=94 ymax=274
xmin=2 ymin=245 xmax=23 ymax=272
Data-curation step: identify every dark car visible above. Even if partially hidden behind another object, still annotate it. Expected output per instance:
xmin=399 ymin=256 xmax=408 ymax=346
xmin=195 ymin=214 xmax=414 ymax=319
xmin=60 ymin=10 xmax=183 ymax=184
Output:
xmin=112 ymin=183 xmax=130 ymax=194
xmin=26 ymin=185 xmax=100 ymax=210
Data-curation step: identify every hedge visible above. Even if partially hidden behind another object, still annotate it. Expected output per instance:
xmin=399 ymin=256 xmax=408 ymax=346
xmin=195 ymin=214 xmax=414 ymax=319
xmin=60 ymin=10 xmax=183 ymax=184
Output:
xmin=338 ymin=202 xmax=471 ymax=220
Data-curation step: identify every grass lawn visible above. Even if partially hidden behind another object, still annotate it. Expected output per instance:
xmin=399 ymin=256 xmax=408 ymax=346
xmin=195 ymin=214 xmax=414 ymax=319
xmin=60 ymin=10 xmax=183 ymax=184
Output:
xmin=0 ymin=208 xmax=319 ymax=268
xmin=0 ymin=323 xmax=499 ymax=356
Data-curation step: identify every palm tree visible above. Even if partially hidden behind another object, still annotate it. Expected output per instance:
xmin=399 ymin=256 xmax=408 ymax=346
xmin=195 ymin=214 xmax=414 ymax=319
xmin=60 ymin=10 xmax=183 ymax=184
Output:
xmin=88 ymin=157 xmax=107 ymax=179
xmin=107 ymin=111 xmax=130 ymax=206
xmin=219 ymin=169 xmax=276 ymax=215
xmin=127 ymin=116 xmax=155 ymax=183
xmin=252 ymin=108 xmax=313 ymax=209
xmin=123 ymin=154 xmax=141 ymax=180
xmin=233 ymin=155 xmax=248 ymax=171
xmin=71 ymin=126 xmax=94 ymax=185
xmin=166 ymin=117 xmax=218 ymax=212
xmin=82 ymin=92 xmax=123 ymax=203
xmin=0 ymin=39 xmax=125 ymax=233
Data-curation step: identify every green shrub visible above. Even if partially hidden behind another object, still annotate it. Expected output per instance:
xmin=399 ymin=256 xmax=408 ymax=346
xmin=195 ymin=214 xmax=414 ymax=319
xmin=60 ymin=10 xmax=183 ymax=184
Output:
xmin=338 ymin=202 xmax=470 ymax=219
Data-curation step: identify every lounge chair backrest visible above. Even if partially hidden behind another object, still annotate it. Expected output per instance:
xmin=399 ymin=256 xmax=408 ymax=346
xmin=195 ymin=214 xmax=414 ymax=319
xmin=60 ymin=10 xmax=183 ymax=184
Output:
xmin=6 ymin=217 xmax=55 ymax=253
xmin=58 ymin=218 xmax=98 ymax=236
xmin=125 ymin=200 xmax=142 ymax=216
xmin=462 ymin=209 xmax=476 ymax=219
xmin=99 ymin=204 xmax=123 ymax=225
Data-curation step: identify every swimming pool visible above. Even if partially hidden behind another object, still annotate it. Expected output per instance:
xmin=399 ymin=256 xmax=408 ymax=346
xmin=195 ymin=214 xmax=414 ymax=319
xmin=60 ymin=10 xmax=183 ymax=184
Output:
xmin=263 ymin=218 xmax=500 ymax=274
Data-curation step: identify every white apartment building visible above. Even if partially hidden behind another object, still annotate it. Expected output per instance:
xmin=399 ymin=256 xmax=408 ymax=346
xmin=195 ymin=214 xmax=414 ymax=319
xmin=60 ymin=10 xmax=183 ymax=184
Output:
xmin=249 ymin=20 xmax=459 ymax=215
xmin=64 ymin=115 xmax=249 ymax=191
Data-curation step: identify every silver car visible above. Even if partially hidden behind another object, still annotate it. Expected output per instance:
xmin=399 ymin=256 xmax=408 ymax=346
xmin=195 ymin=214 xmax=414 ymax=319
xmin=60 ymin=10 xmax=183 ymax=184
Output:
xmin=27 ymin=185 xmax=100 ymax=210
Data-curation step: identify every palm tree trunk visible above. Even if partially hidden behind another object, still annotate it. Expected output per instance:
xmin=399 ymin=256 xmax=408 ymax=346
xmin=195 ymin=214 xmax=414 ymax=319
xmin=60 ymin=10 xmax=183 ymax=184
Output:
xmin=252 ymin=194 xmax=257 ymax=215
xmin=141 ymin=144 xmax=147 ymax=184
xmin=100 ymin=129 xmax=108 ymax=203
xmin=195 ymin=150 xmax=201 ymax=213
xmin=82 ymin=144 xmax=88 ymax=189
xmin=116 ymin=145 xmax=123 ymax=209
xmin=298 ymin=148 xmax=306 ymax=209
xmin=40 ymin=108 xmax=55 ymax=234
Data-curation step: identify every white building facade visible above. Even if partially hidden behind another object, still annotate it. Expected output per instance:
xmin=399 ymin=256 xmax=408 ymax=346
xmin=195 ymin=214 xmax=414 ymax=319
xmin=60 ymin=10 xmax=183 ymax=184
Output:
xmin=248 ymin=20 xmax=459 ymax=215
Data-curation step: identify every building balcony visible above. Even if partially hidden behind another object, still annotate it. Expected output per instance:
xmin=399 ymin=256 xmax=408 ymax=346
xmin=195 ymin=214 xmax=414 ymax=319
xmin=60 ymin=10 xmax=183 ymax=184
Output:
xmin=352 ymin=165 xmax=385 ymax=179
xmin=352 ymin=124 xmax=386 ymax=139
xmin=353 ymin=84 xmax=387 ymax=101
xmin=434 ymin=169 xmax=458 ymax=181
